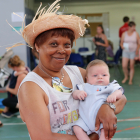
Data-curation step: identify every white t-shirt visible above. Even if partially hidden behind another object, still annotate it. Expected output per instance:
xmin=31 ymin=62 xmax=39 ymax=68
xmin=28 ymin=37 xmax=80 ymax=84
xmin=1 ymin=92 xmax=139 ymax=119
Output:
xmin=18 ymin=65 xmax=84 ymax=135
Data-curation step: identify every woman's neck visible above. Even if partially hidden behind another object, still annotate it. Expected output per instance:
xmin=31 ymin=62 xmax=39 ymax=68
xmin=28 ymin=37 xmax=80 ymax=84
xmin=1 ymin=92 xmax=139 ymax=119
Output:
xmin=38 ymin=63 xmax=63 ymax=79
xmin=128 ymin=30 xmax=134 ymax=34
xmin=97 ymin=33 xmax=102 ymax=37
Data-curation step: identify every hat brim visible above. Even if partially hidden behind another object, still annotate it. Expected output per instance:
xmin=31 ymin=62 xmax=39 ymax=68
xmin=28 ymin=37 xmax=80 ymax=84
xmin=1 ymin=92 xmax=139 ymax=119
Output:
xmin=22 ymin=14 xmax=86 ymax=47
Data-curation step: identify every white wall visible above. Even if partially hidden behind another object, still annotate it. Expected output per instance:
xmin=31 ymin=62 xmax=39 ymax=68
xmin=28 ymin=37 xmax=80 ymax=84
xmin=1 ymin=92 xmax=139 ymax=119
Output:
xmin=0 ymin=0 xmax=27 ymax=72
xmin=34 ymin=1 xmax=140 ymax=53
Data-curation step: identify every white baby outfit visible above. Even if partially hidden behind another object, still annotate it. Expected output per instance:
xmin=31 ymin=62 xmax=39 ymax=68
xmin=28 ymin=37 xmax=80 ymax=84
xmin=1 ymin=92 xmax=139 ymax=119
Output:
xmin=73 ymin=80 xmax=122 ymax=136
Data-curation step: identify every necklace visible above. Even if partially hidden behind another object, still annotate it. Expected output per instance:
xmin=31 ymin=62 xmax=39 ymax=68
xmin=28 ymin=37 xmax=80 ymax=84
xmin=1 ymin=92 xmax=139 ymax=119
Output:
xmin=38 ymin=65 xmax=64 ymax=84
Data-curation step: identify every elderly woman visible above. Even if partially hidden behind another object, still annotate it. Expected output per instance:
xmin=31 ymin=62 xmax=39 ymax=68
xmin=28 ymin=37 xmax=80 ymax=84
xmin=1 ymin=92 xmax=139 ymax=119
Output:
xmin=15 ymin=0 xmax=126 ymax=140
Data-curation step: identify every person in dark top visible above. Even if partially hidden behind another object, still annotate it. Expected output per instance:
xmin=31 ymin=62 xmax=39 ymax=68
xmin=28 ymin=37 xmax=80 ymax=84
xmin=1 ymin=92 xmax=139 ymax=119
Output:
xmin=7 ymin=71 xmax=18 ymax=98
xmin=119 ymin=16 xmax=129 ymax=38
xmin=93 ymin=25 xmax=108 ymax=62
xmin=1 ymin=55 xmax=29 ymax=118
xmin=0 ymin=121 xmax=3 ymax=127
xmin=119 ymin=16 xmax=129 ymax=55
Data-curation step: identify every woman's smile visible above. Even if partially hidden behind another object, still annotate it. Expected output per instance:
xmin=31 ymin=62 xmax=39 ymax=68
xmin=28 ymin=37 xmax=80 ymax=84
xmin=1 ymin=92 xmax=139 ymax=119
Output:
xmin=53 ymin=57 xmax=65 ymax=61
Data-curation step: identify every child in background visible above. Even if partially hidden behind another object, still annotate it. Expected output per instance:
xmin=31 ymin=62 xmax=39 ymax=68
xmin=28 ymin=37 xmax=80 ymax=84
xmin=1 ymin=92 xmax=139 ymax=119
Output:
xmin=72 ymin=59 xmax=124 ymax=140
xmin=106 ymin=40 xmax=114 ymax=61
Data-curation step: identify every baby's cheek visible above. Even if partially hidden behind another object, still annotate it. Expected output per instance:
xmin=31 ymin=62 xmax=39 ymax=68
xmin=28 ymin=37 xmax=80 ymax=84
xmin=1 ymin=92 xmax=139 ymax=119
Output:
xmin=105 ymin=78 xmax=110 ymax=85
xmin=89 ymin=78 xmax=96 ymax=85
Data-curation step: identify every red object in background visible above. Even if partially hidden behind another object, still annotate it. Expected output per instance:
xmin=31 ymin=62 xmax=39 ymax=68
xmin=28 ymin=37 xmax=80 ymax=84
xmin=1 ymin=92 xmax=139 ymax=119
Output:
xmin=119 ymin=23 xmax=129 ymax=38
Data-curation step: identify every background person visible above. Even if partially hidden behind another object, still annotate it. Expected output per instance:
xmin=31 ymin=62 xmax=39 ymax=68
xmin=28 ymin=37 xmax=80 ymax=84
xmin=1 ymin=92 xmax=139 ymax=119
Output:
xmin=1 ymin=55 xmax=29 ymax=118
xmin=0 ymin=121 xmax=3 ymax=127
xmin=93 ymin=25 xmax=108 ymax=62
xmin=120 ymin=21 xmax=139 ymax=85
xmin=106 ymin=40 xmax=114 ymax=61
xmin=119 ymin=16 xmax=129 ymax=55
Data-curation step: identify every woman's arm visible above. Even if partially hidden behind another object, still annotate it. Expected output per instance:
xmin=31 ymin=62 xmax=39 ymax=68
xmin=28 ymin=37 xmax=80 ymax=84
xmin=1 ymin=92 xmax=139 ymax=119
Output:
xmin=6 ymin=74 xmax=26 ymax=95
xmin=95 ymin=35 xmax=108 ymax=47
xmin=114 ymin=94 xmax=127 ymax=114
xmin=95 ymin=95 xmax=127 ymax=139
xmin=135 ymin=32 xmax=140 ymax=55
xmin=120 ymin=33 xmax=125 ymax=49
xmin=14 ymin=70 xmax=28 ymax=77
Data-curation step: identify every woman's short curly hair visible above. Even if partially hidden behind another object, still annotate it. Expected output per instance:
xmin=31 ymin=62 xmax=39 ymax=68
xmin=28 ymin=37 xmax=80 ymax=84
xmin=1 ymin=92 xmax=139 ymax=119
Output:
xmin=34 ymin=28 xmax=75 ymax=51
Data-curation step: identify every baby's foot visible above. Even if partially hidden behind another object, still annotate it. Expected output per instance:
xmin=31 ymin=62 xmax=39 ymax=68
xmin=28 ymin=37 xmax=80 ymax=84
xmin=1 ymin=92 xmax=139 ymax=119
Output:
xmin=122 ymin=78 xmax=128 ymax=84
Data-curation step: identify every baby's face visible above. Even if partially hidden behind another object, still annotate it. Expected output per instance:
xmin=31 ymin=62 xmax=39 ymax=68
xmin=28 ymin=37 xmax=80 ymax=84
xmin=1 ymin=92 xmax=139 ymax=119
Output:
xmin=86 ymin=65 xmax=110 ymax=86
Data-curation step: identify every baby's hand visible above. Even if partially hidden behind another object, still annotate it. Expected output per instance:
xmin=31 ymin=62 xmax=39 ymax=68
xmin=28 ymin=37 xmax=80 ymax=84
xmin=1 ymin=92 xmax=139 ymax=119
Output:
xmin=77 ymin=90 xmax=87 ymax=101
xmin=107 ymin=94 xmax=116 ymax=103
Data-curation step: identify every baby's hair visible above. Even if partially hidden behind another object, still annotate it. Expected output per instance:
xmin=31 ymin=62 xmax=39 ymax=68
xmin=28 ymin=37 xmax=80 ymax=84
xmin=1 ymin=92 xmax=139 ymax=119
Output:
xmin=86 ymin=59 xmax=108 ymax=76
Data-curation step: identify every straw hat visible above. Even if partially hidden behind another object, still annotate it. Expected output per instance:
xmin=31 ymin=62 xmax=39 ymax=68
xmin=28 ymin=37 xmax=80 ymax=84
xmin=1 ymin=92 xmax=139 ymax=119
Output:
xmin=6 ymin=0 xmax=89 ymax=50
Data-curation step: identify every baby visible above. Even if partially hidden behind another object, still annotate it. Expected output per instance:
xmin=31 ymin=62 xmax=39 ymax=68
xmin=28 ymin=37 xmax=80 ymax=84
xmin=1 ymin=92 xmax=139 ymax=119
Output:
xmin=72 ymin=59 xmax=123 ymax=140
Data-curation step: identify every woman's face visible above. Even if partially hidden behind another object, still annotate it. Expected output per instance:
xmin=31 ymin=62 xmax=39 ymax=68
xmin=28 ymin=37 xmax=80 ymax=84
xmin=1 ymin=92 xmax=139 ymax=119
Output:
xmin=35 ymin=33 xmax=72 ymax=71
xmin=97 ymin=26 xmax=103 ymax=34
xmin=129 ymin=25 xmax=135 ymax=32
xmin=8 ymin=65 xmax=14 ymax=71
xmin=13 ymin=66 xmax=21 ymax=71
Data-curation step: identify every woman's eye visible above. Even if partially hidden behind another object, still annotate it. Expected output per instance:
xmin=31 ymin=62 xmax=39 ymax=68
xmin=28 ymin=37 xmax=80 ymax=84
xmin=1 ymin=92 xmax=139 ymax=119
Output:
xmin=50 ymin=43 xmax=57 ymax=46
xmin=65 ymin=43 xmax=71 ymax=48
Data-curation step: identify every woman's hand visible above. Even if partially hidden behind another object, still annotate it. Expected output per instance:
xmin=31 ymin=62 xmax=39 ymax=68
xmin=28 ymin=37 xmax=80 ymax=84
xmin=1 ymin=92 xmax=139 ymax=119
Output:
xmin=135 ymin=49 xmax=139 ymax=55
xmin=95 ymin=104 xmax=117 ymax=139
xmin=95 ymin=42 xmax=101 ymax=46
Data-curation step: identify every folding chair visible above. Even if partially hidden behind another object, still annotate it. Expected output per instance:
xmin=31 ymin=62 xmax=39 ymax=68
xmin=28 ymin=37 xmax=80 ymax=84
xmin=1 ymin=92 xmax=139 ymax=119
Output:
xmin=91 ymin=53 xmax=95 ymax=61
xmin=106 ymin=49 xmax=122 ymax=79
xmin=78 ymin=47 xmax=89 ymax=52
xmin=69 ymin=53 xmax=85 ymax=68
